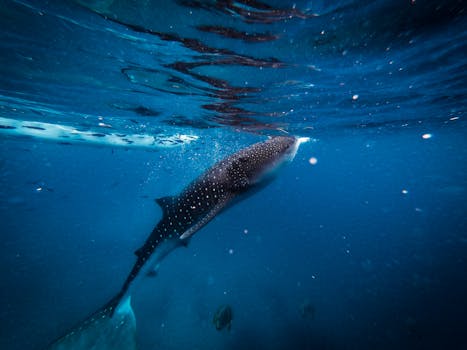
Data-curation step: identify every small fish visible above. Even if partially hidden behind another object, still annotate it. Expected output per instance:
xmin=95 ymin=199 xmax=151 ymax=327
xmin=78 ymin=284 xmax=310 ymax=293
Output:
xmin=213 ymin=305 xmax=233 ymax=331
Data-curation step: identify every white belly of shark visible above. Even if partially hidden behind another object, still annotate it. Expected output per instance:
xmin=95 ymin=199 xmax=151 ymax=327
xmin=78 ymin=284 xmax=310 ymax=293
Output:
xmin=0 ymin=117 xmax=198 ymax=149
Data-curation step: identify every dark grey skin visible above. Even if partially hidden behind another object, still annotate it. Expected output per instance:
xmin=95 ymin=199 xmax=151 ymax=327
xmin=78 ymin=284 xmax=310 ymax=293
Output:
xmin=107 ymin=136 xmax=309 ymax=313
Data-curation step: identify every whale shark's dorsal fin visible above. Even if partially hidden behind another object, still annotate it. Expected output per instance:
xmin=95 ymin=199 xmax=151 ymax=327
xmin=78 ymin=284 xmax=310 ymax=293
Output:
xmin=133 ymin=196 xmax=179 ymax=258
xmin=155 ymin=196 xmax=176 ymax=215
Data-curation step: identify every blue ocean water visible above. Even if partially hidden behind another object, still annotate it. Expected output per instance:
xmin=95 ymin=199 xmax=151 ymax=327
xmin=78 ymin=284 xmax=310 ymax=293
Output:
xmin=0 ymin=0 xmax=466 ymax=349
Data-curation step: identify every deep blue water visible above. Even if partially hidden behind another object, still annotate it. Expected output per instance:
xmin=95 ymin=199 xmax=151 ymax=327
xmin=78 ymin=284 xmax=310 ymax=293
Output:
xmin=1 ymin=0 xmax=466 ymax=349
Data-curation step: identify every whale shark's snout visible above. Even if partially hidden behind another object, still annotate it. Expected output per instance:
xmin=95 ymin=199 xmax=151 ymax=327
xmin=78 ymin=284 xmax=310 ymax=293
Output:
xmin=237 ymin=136 xmax=310 ymax=185
xmin=265 ymin=135 xmax=310 ymax=159
xmin=278 ymin=137 xmax=310 ymax=161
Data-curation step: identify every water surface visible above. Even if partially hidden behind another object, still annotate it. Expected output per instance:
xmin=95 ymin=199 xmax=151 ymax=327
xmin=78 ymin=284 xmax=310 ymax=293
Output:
xmin=1 ymin=1 xmax=466 ymax=349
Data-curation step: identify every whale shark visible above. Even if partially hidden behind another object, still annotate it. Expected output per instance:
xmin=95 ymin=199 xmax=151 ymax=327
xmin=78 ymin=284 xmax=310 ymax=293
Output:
xmin=110 ymin=135 xmax=310 ymax=309
xmin=47 ymin=135 xmax=309 ymax=349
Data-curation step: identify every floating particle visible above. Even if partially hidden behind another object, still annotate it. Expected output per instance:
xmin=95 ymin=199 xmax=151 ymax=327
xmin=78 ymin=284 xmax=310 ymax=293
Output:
xmin=98 ymin=122 xmax=112 ymax=128
xmin=401 ymin=189 xmax=409 ymax=194
xmin=308 ymin=157 xmax=318 ymax=165
xmin=422 ymin=133 xmax=432 ymax=139
xmin=352 ymin=94 xmax=359 ymax=100
xmin=243 ymin=229 xmax=248 ymax=234
xmin=228 ymin=249 xmax=234 ymax=255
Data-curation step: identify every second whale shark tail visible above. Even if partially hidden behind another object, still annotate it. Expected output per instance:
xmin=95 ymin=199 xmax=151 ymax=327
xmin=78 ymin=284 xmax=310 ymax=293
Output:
xmin=47 ymin=294 xmax=136 ymax=350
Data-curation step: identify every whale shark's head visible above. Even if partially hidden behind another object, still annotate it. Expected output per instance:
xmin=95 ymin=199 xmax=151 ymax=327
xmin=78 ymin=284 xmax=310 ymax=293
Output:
xmin=231 ymin=136 xmax=310 ymax=187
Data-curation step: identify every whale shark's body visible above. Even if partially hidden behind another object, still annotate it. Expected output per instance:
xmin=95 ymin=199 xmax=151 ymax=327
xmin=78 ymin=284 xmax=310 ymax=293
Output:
xmin=110 ymin=136 xmax=309 ymax=309
xmin=47 ymin=136 xmax=309 ymax=349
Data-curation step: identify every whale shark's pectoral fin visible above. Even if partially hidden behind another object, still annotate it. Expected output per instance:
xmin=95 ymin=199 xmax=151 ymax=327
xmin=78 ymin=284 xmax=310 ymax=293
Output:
xmin=180 ymin=195 xmax=232 ymax=240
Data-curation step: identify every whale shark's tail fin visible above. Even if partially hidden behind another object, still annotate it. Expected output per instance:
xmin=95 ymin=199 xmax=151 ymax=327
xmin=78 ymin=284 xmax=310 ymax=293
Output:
xmin=47 ymin=294 xmax=136 ymax=350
